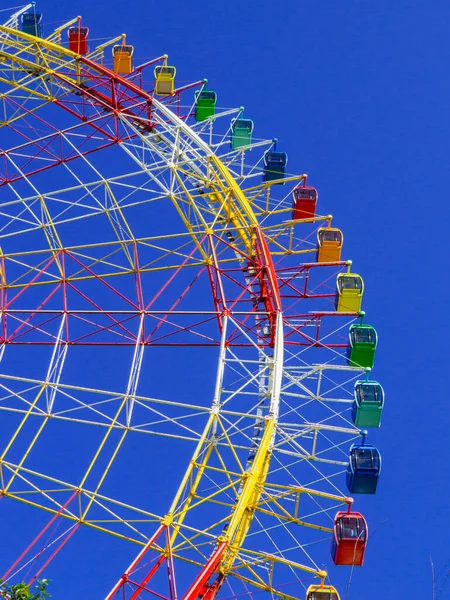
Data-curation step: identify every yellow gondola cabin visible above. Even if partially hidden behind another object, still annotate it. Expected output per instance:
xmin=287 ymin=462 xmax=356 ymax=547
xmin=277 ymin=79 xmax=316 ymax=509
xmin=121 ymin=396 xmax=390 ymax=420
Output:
xmin=154 ymin=66 xmax=176 ymax=95
xmin=335 ymin=272 xmax=364 ymax=313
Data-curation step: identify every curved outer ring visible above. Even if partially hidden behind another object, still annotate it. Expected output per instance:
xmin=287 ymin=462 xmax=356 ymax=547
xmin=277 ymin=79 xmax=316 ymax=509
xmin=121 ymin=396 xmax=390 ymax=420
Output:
xmin=0 ymin=23 xmax=297 ymax=592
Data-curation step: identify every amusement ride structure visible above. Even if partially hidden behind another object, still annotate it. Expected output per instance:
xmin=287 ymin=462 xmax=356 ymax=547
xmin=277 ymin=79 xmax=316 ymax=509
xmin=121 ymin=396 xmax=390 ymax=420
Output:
xmin=0 ymin=4 xmax=384 ymax=599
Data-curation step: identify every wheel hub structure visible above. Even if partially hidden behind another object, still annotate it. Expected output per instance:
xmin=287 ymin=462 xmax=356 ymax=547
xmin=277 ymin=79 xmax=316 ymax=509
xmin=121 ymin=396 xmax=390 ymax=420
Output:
xmin=0 ymin=6 xmax=381 ymax=600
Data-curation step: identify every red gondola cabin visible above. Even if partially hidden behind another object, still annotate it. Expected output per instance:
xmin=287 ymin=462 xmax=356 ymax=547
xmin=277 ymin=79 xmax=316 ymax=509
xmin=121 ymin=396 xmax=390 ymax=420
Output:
xmin=68 ymin=26 xmax=89 ymax=55
xmin=292 ymin=185 xmax=318 ymax=219
xmin=331 ymin=511 xmax=368 ymax=566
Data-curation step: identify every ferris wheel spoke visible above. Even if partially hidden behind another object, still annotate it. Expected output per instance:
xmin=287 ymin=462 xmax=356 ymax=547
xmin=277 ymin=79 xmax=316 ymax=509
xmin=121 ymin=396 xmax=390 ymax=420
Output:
xmin=0 ymin=465 xmax=166 ymax=546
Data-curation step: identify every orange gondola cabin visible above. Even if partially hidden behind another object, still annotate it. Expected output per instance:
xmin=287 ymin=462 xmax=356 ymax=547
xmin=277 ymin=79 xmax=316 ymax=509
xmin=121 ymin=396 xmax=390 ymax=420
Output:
xmin=112 ymin=44 xmax=134 ymax=75
xmin=317 ymin=227 xmax=343 ymax=263
xmin=292 ymin=185 xmax=318 ymax=219
xmin=331 ymin=511 xmax=368 ymax=566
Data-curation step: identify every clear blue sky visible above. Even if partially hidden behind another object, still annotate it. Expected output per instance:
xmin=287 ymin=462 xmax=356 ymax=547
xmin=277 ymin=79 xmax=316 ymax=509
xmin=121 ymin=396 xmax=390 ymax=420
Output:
xmin=1 ymin=1 xmax=449 ymax=599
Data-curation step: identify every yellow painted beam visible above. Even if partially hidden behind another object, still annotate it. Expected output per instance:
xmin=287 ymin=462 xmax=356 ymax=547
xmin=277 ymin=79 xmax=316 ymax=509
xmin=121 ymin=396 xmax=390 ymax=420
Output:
xmin=220 ymin=418 xmax=274 ymax=571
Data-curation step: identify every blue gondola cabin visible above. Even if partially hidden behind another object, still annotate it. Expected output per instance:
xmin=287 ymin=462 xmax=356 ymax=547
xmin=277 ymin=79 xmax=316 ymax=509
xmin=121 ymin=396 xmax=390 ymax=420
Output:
xmin=68 ymin=26 xmax=89 ymax=55
xmin=352 ymin=380 xmax=384 ymax=427
xmin=346 ymin=444 xmax=381 ymax=494
xmin=231 ymin=118 xmax=253 ymax=150
xmin=112 ymin=45 xmax=134 ymax=75
xmin=263 ymin=151 xmax=287 ymax=183
xmin=292 ymin=185 xmax=318 ymax=219
xmin=331 ymin=511 xmax=368 ymax=566
xmin=335 ymin=273 xmax=363 ymax=313
xmin=347 ymin=324 xmax=377 ymax=369
xmin=21 ymin=11 xmax=43 ymax=36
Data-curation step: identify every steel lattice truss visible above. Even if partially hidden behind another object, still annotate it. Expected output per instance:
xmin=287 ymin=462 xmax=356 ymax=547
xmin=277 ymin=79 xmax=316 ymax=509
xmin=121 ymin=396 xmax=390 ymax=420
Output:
xmin=0 ymin=6 xmax=375 ymax=600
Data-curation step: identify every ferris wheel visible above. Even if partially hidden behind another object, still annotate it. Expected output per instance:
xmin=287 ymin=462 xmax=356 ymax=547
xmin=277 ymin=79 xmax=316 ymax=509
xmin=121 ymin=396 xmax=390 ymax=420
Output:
xmin=0 ymin=5 xmax=385 ymax=600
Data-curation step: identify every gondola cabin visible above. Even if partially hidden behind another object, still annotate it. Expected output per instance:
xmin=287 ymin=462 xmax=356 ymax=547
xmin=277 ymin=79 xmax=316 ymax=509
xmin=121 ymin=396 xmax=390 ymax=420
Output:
xmin=335 ymin=273 xmax=363 ymax=313
xmin=306 ymin=584 xmax=340 ymax=600
xmin=352 ymin=380 xmax=384 ymax=427
xmin=331 ymin=511 xmax=368 ymax=566
xmin=112 ymin=45 xmax=134 ymax=75
xmin=68 ymin=26 xmax=89 ymax=55
xmin=194 ymin=90 xmax=217 ymax=121
xmin=154 ymin=66 xmax=176 ymax=96
xmin=292 ymin=186 xmax=318 ymax=219
xmin=263 ymin=151 xmax=287 ymax=183
xmin=317 ymin=228 xmax=343 ymax=263
xmin=21 ymin=11 xmax=43 ymax=36
xmin=346 ymin=444 xmax=381 ymax=494
xmin=231 ymin=118 xmax=254 ymax=150
xmin=347 ymin=324 xmax=377 ymax=368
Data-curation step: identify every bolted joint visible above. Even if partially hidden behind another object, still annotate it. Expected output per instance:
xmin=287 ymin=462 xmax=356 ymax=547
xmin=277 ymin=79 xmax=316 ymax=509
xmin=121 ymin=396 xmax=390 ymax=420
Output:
xmin=162 ymin=514 xmax=173 ymax=526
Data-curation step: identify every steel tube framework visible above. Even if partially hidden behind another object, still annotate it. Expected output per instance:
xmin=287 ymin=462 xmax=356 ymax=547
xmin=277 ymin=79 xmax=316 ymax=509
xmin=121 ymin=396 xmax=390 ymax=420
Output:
xmin=0 ymin=11 xmax=372 ymax=600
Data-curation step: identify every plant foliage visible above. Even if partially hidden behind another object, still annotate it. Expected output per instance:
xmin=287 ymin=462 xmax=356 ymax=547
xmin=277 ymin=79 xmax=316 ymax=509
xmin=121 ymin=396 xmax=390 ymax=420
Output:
xmin=0 ymin=580 xmax=51 ymax=600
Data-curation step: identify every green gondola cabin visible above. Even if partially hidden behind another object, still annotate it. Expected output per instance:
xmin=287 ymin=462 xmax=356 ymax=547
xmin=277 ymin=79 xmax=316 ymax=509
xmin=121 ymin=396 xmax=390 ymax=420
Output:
xmin=194 ymin=90 xmax=217 ymax=121
xmin=231 ymin=118 xmax=253 ymax=150
xmin=347 ymin=324 xmax=378 ymax=368
xmin=352 ymin=380 xmax=384 ymax=427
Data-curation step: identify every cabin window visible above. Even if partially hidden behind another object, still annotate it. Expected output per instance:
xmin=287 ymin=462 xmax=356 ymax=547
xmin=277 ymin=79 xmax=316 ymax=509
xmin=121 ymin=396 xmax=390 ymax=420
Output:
xmin=114 ymin=45 xmax=133 ymax=55
xmin=339 ymin=276 xmax=362 ymax=292
xmin=351 ymin=328 xmax=375 ymax=345
xmin=357 ymin=384 xmax=382 ymax=404
xmin=294 ymin=188 xmax=316 ymax=201
xmin=157 ymin=67 xmax=175 ymax=75
xmin=266 ymin=153 xmax=285 ymax=164
xmin=338 ymin=517 xmax=366 ymax=541
xmin=69 ymin=27 xmax=88 ymax=35
xmin=354 ymin=449 xmax=377 ymax=469
xmin=234 ymin=120 xmax=252 ymax=130
xmin=320 ymin=230 xmax=341 ymax=243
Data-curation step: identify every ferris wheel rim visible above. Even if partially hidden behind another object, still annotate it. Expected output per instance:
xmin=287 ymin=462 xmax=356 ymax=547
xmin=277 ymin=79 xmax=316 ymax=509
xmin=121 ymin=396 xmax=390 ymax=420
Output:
xmin=0 ymin=17 xmax=299 ymax=591
xmin=0 ymin=13 xmax=375 ymax=599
